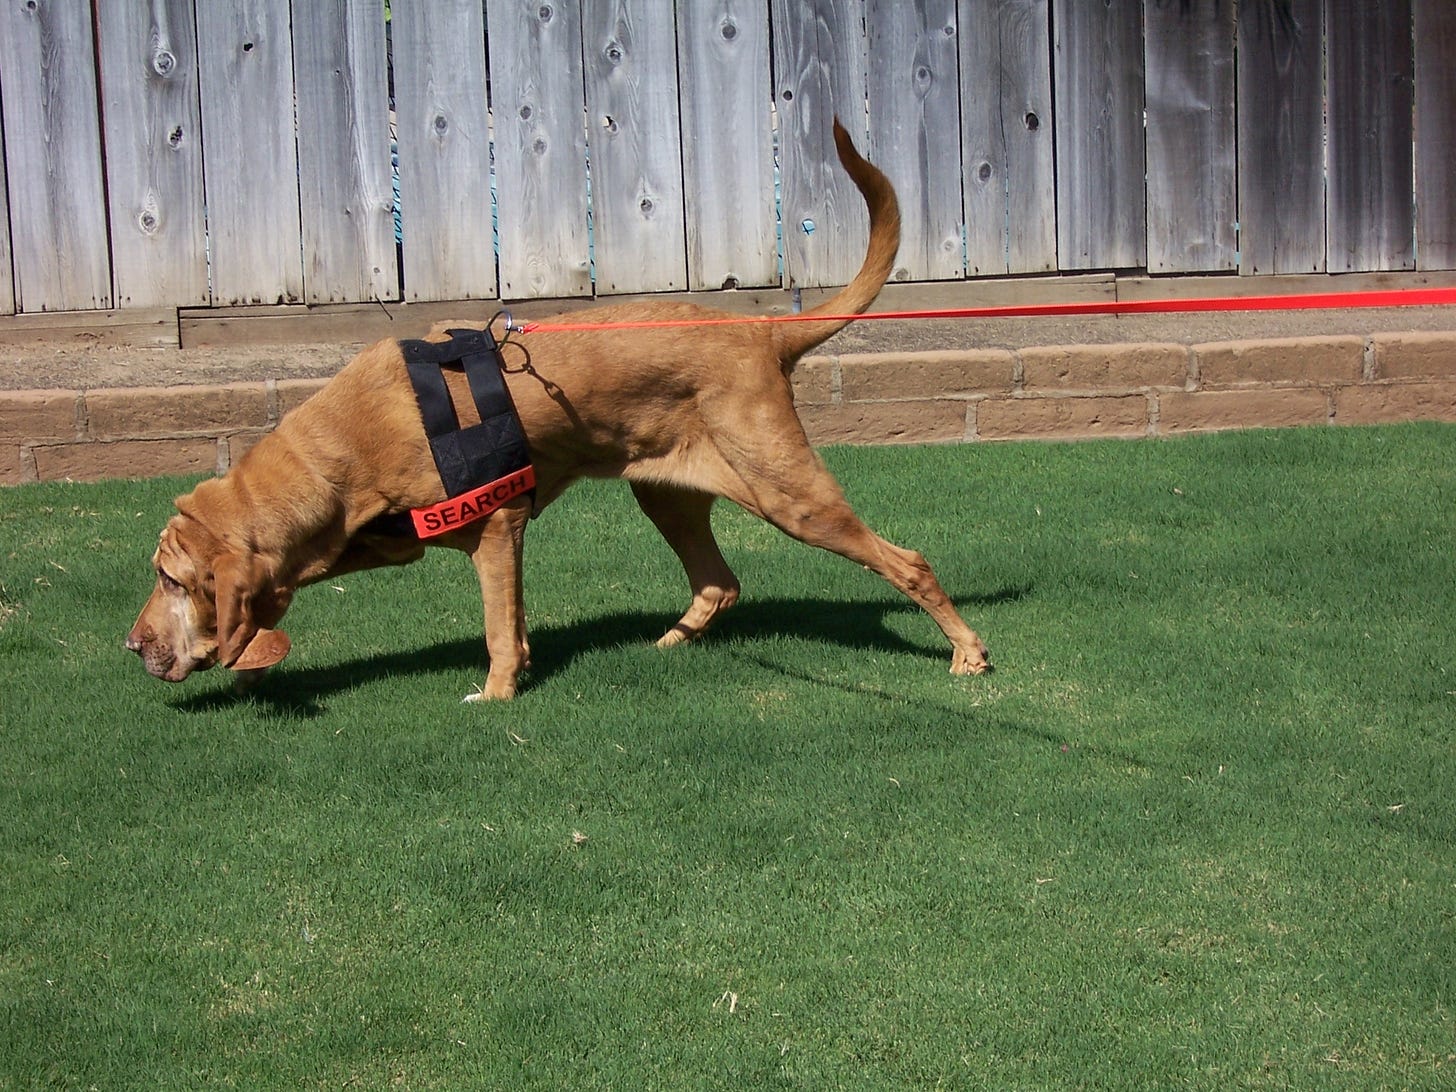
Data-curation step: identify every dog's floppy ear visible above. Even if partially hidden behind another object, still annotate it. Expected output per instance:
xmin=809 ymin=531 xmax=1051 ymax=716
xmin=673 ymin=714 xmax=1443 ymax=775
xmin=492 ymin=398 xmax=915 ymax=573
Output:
xmin=231 ymin=627 xmax=292 ymax=671
xmin=213 ymin=552 xmax=292 ymax=670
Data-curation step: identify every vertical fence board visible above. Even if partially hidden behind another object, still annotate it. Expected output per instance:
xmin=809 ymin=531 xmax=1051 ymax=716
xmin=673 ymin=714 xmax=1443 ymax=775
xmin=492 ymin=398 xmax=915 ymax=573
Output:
xmin=293 ymin=0 xmax=397 ymax=304
xmin=0 ymin=137 xmax=13 ymax=314
xmin=866 ymin=0 xmax=963 ymax=282
xmin=1414 ymin=0 xmax=1456 ymax=271
xmin=677 ymin=1 xmax=777 ymax=291
xmin=1236 ymin=0 xmax=1323 ymax=274
xmin=771 ymin=0 xmax=870 ymax=289
xmin=195 ymin=1 xmax=303 ymax=305
xmin=488 ymin=0 xmax=591 ymax=299
xmin=1327 ymin=0 xmax=1414 ymax=273
xmin=0 ymin=0 xmax=111 ymax=311
xmin=583 ymin=0 xmax=688 ymax=294
xmin=96 ymin=0 xmax=208 ymax=308
xmin=1145 ymin=0 xmax=1235 ymax=274
xmin=391 ymin=1 xmax=496 ymax=302
xmin=958 ymin=0 xmax=1055 ymax=275
xmin=1052 ymin=0 xmax=1145 ymax=271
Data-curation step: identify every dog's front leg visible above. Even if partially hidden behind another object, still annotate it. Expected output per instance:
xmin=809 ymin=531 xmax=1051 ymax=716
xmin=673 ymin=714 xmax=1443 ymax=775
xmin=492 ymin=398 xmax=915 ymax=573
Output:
xmin=463 ymin=499 xmax=532 ymax=702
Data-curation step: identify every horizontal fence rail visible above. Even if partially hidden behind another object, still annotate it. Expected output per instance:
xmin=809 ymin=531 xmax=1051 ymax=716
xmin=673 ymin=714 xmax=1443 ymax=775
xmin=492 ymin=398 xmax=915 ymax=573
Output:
xmin=0 ymin=0 xmax=1452 ymax=317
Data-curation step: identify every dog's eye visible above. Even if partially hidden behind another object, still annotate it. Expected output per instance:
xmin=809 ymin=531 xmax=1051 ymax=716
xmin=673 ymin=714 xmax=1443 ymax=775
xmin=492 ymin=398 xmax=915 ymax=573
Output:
xmin=158 ymin=570 xmax=182 ymax=592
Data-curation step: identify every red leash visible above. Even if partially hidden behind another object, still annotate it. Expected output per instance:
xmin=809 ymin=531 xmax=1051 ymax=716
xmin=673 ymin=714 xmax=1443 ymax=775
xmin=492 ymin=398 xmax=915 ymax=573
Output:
xmin=518 ymin=285 xmax=1456 ymax=335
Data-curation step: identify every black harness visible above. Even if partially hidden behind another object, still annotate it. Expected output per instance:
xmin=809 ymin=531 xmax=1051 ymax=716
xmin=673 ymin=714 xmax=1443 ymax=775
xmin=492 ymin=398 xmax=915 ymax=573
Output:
xmin=365 ymin=327 xmax=535 ymax=540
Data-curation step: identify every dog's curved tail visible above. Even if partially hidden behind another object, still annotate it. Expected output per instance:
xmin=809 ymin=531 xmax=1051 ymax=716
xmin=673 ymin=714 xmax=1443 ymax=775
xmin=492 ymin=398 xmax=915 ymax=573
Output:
xmin=773 ymin=119 xmax=901 ymax=364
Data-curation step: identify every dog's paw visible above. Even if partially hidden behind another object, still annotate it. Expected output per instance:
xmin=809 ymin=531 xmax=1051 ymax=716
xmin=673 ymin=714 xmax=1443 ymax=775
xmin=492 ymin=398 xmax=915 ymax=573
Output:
xmin=462 ymin=680 xmax=516 ymax=702
xmin=655 ymin=624 xmax=696 ymax=650
xmin=951 ymin=642 xmax=992 ymax=676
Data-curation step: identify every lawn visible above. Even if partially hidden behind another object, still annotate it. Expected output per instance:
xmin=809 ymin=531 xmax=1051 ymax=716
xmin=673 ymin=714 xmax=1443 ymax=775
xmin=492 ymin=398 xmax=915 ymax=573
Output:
xmin=2 ymin=424 xmax=1453 ymax=1089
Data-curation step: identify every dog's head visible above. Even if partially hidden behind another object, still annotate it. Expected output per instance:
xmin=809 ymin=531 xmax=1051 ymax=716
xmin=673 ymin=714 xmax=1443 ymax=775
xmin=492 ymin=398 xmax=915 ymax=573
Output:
xmin=126 ymin=506 xmax=292 ymax=683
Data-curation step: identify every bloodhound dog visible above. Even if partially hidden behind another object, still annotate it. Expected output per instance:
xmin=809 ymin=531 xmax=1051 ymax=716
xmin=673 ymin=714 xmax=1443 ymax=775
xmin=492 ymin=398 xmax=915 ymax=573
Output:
xmin=127 ymin=122 xmax=991 ymax=700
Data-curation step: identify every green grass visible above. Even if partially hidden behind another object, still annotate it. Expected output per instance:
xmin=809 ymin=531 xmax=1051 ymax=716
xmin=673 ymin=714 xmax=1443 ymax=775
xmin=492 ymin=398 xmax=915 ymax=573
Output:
xmin=2 ymin=423 xmax=1454 ymax=1089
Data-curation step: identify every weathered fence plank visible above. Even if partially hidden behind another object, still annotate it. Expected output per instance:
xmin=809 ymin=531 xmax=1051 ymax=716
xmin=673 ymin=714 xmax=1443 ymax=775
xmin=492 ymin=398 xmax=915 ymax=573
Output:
xmin=1414 ymin=0 xmax=1456 ymax=271
xmin=1327 ymin=0 xmax=1415 ymax=273
xmin=583 ymin=0 xmax=688 ymax=294
xmin=0 ymin=0 xmax=111 ymax=310
xmin=958 ymin=0 xmax=1055 ymax=276
xmin=771 ymin=0 xmax=870 ymax=289
xmin=95 ymin=0 xmax=209 ymax=309
xmin=677 ymin=1 xmax=778 ymax=290
xmin=0 ymin=138 xmax=13 ymax=314
xmin=1236 ymin=0 xmax=1323 ymax=274
xmin=866 ymin=0 xmax=962 ymax=282
xmin=391 ymin=1 xmax=497 ymax=302
xmin=195 ymin=0 xmax=304 ymax=305
xmin=487 ymin=0 xmax=592 ymax=299
xmin=1145 ymin=0 xmax=1236 ymax=274
xmin=292 ymin=0 xmax=397 ymax=304
xmin=1052 ymin=0 xmax=1145 ymax=270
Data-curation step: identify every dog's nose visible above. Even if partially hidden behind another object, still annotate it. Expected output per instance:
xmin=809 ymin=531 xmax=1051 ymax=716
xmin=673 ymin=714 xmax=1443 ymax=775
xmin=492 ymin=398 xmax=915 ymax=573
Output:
xmin=125 ymin=635 xmax=143 ymax=654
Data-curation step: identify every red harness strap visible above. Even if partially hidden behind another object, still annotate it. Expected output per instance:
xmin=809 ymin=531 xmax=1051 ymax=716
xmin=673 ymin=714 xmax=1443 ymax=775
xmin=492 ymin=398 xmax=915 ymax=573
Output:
xmin=408 ymin=467 xmax=536 ymax=538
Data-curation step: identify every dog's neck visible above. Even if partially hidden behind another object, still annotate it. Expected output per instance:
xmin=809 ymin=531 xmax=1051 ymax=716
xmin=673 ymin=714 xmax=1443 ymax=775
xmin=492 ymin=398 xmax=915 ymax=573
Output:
xmin=186 ymin=431 xmax=367 ymax=587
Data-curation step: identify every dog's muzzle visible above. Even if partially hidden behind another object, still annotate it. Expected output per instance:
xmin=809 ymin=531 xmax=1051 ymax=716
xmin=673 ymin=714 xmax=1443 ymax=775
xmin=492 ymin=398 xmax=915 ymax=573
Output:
xmin=126 ymin=624 xmax=211 ymax=682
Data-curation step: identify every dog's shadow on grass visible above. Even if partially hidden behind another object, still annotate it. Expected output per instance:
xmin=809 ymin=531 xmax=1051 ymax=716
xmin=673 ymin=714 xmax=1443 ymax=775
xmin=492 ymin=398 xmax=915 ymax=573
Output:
xmin=174 ymin=585 xmax=1030 ymax=717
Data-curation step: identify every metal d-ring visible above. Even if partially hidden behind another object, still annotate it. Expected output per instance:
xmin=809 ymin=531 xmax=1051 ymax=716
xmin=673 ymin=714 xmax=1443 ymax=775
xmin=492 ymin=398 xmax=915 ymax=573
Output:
xmin=492 ymin=309 xmax=528 ymax=339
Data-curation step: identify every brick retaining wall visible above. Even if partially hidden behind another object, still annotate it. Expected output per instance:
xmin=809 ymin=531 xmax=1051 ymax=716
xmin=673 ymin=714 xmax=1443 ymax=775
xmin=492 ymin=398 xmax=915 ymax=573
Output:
xmin=3 ymin=332 xmax=1455 ymax=485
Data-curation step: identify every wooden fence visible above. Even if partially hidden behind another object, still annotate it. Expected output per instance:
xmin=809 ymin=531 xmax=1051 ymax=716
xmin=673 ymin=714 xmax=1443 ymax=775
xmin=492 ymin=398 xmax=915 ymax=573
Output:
xmin=0 ymin=1 xmax=1452 ymax=317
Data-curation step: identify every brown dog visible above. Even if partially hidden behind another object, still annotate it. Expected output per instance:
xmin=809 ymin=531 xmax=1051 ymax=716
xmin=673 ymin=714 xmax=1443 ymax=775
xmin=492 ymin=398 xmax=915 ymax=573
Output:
xmin=127 ymin=122 xmax=990 ymax=700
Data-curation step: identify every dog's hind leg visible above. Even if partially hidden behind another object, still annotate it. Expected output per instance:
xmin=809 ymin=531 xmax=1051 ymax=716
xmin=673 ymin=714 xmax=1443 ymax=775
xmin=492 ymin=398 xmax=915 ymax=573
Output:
xmin=758 ymin=474 xmax=989 ymax=675
xmin=462 ymin=499 xmax=533 ymax=701
xmin=780 ymin=501 xmax=989 ymax=674
xmin=630 ymin=482 xmax=741 ymax=648
xmin=698 ymin=395 xmax=991 ymax=676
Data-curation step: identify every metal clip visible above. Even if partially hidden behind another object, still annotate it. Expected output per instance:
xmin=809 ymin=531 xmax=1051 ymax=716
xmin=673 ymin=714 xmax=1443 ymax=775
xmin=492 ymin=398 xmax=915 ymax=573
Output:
xmin=490 ymin=309 xmax=535 ymax=372
xmin=491 ymin=309 xmax=528 ymax=340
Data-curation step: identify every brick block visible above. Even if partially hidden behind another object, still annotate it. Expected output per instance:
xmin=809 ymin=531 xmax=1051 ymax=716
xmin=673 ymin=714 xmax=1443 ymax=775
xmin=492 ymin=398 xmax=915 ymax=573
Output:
xmin=977 ymin=395 xmax=1149 ymax=440
xmin=85 ymin=384 xmax=267 ymax=440
xmin=0 ymin=443 xmax=26 ymax=484
xmin=277 ymin=378 xmax=330 ymax=419
xmin=1370 ymin=332 xmax=1456 ymax=380
xmin=792 ymin=356 xmax=836 ymax=405
xmin=1158 ymin=389 xmax=1329 ymax=434
xmin=0 ymin=389 xmax=80 ymax=442
xmin=1020 ymin=343 xmax=1188 ymax=392
xmin=839 ymin=350 xmax=1014 ymax=401
xmin=1333 ymin=380 xmax=1456 ymax=425
xmin=1195 ymin=336 xmax=1363 ymax=388
xmin=799 ymin=400 xmax=966 ymax=446
xmin=33 ymin=439 xmax=218 ymax=483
